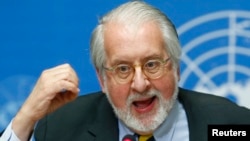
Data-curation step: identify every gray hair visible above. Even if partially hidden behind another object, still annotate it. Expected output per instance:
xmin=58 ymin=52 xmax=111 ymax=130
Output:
xmin=90 ymin=1 xmax=181 ymax=75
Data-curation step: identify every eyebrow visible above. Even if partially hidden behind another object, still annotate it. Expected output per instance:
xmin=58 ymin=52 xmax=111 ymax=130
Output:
xmin=110 ymin=54 xmax=164 ymax=66
xmin=142 ymin=54 xmax=163 ymax=62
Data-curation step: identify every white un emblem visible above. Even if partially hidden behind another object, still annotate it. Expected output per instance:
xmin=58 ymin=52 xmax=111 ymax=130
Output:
xmin=178 ymin=11 xmax=250 ymax=109
xmin=0 ymin=75 xmax=35 ymax=131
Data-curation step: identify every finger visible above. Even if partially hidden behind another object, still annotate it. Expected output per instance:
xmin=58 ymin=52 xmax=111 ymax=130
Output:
xmin=54 ymin=70 xmax=79 ymax=84
xmin=37 ymin=64 xmax=79 ymax=89
xmin=38 ymin=78 xmax=78 ymax=101
xmin=44 ymin=64 xmax=79 ymax=84
xmin=47 ymin=81 xmax=79 ymax=114
xmin=56 ymin=80 xmax=79 ymax=95
xmin=45 ymin=64 xmax=76 ymax=76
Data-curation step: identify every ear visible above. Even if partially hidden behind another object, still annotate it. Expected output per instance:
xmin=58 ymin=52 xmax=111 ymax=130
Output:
xmin=96 ymin=69 xmax=106 ymax=93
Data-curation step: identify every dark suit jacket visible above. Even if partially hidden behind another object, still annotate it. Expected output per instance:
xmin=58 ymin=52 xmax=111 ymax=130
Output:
xmin=34 ymin=88 xmax=250 ymax=141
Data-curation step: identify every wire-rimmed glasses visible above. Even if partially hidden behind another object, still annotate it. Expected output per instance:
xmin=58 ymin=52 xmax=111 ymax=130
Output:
xmin=103 ymin=57 xmax=171 ymax=84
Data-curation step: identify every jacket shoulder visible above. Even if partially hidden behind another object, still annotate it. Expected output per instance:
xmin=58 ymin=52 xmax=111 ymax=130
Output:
xmin=35 ymin=91 xmax=112 ymax=140
xmin=178 ymin=88 xmax=250 ymax=123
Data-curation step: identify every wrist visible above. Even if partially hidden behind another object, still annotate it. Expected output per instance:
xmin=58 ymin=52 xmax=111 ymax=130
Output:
xmin=12 ymin=109 xmax=36 ymax=141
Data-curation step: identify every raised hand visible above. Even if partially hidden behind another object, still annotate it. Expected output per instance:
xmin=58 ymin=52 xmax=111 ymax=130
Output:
xmin=12 ymin=63 xmax=79 ymax=141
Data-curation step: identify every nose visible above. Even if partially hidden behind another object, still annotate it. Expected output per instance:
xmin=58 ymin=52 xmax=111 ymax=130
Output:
xmin=131 ymin=67 xmax=150 ymax=93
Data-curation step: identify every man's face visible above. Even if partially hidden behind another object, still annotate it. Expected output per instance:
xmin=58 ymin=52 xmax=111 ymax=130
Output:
xmin=98 ymin=21 xmax=180 ymax=134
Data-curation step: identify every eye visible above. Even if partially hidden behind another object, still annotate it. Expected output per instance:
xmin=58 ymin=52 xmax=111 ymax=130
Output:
xmin=144 ymin=60 xmax=161 ymax=73
xmin=115 ymin=64 xmax=132 ymax=79
xmin=116 ymin=64 xmax=131 ymax=74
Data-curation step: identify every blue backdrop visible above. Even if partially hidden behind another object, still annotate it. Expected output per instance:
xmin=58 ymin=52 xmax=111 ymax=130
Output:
xmin=1 ymin=0 xmax=250 ymax=131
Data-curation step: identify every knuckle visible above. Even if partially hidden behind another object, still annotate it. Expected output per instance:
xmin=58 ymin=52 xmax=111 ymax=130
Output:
xmin=63 ymin=63 xmax=71 ymax=68
xmin=63 ymin=71 xmax=71 ymax=79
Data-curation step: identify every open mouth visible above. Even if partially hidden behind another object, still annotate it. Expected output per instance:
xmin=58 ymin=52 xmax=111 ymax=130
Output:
xmin=132 ymin=96 xmax=156 ymax=113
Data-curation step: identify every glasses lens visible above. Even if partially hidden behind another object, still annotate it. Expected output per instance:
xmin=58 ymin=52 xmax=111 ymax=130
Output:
xmin=144 ymin=59 xmax=167 ymax=79
xmin=115 ymin=64 xmax=133 ymax=83
xmin=144 ymin=60 xmax=161 ymax=73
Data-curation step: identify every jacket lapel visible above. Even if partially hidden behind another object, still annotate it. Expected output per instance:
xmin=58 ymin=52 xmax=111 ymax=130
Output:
xmin=178 ymin=88 xmax=208 ymax=141
xmin=87 ymin=95 xmax=119 ymax=141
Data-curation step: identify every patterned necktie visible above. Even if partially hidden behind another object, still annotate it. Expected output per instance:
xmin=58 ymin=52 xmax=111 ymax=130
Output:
xmin=138 ymin=134 xmax=155 ymax=141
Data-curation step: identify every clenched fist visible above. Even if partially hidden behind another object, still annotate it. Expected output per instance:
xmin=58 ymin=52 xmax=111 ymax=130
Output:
xmin=12 ymin=64 xmax=79 ymax=141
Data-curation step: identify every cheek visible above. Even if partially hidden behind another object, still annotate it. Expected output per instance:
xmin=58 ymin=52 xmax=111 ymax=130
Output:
xmin=152 ymin=73 xmax=177 ymax=100
xmin=105 ymin=81 xmax=131 ymax=109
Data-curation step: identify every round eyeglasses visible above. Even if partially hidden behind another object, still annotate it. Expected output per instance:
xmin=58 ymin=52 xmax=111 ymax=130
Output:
xmin=103 ymin=58 xmax=171 ymax=84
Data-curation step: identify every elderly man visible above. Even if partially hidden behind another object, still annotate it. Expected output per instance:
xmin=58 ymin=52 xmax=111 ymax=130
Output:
xmin=1 ymin=1 xmax=250 ymax=141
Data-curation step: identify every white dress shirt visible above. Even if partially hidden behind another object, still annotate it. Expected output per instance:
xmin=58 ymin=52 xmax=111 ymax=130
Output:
xmin=0 ymin=120 xmax=34 ymax=141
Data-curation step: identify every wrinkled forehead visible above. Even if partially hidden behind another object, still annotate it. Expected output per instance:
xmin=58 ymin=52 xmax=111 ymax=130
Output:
xmin=103 ymin=21 xmax=143 ymax=37
xmin=103 ymin=20 xmax=164 ymax=45
xmin=102 ymin=21 xmax=168 ymax=63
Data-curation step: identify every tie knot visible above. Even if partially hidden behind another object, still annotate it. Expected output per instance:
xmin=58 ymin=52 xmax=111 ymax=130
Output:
xmin=138 ymin=134 xmax=153 ymax=141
